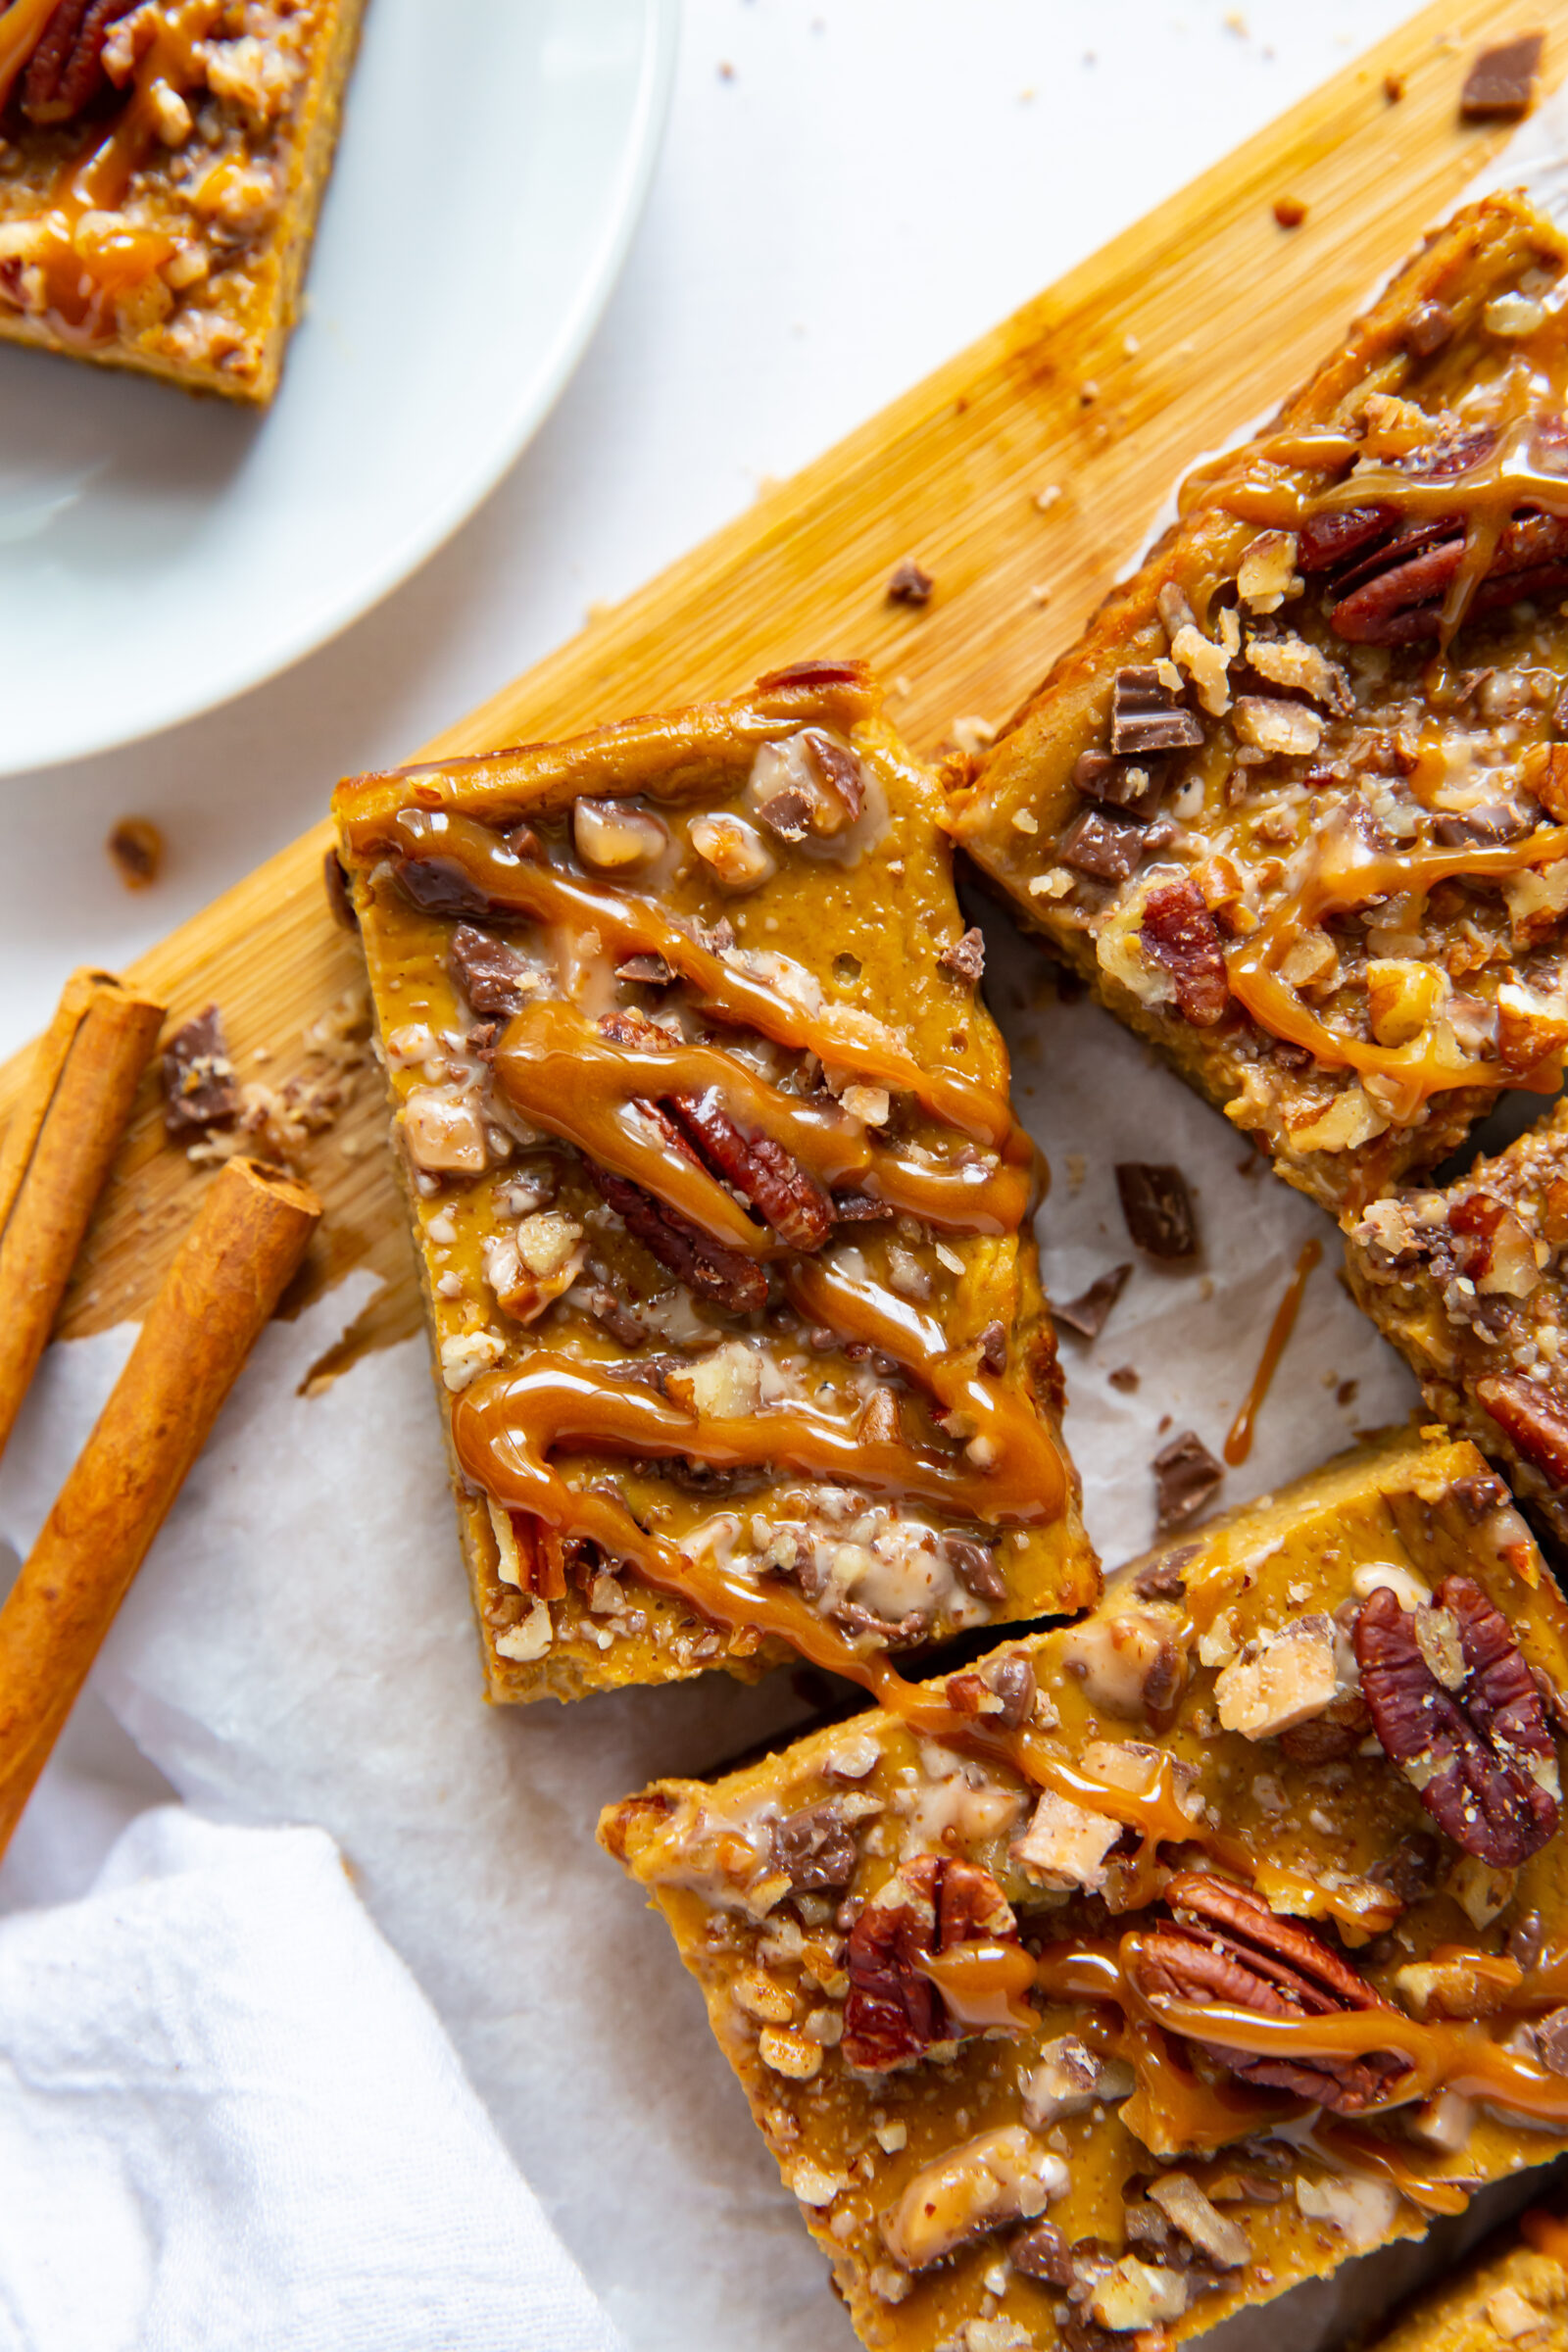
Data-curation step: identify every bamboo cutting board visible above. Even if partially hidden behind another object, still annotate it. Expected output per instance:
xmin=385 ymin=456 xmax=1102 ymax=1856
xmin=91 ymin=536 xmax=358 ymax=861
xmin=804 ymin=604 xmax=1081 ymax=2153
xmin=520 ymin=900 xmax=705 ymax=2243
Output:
xmin=5 ymin=0 xmax=1566 ymax=1365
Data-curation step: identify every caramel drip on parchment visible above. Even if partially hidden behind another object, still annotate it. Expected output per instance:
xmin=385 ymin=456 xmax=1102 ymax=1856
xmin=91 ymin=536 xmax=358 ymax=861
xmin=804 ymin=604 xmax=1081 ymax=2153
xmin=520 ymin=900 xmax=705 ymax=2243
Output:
xmin=1227 ymin=819 xmax=1568 ymax=1114
xmin=386 ymin=808 xmax=1016 ymax=1148
xmin=13 ymin=0 xmax=226 ymax=342
xmin=494 ymin=1002 xmax=1029 ymax=1253
xmin=1224 ymin=1237 xmax=1322 ymax=1467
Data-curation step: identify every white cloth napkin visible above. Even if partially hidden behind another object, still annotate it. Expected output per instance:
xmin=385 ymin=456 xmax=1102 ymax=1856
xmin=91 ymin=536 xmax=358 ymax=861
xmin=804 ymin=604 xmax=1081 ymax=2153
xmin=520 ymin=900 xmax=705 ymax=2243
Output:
xmin=0 ymin=1805 xmax=622 ymax=2352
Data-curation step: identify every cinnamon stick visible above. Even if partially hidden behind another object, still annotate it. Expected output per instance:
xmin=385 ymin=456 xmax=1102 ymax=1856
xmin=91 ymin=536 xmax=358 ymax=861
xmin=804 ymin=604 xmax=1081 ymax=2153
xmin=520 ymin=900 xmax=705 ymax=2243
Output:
xmin=0 ymin=968 xmax=167 ymax=1466
xmin=0 ymin=1155 xmax=319 ymax=1862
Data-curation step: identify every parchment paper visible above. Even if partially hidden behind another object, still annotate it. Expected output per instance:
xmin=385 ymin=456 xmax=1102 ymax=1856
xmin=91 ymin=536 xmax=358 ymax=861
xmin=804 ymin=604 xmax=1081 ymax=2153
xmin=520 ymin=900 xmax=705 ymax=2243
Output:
xmin=9 ymin=82 xmax=1568 ymax=2352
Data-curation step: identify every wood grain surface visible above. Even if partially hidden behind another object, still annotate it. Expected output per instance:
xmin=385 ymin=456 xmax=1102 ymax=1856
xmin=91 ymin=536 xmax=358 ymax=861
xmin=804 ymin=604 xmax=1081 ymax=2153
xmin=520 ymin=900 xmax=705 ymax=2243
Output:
xmin=2 ymin=0 xmax=1562 ymax=1361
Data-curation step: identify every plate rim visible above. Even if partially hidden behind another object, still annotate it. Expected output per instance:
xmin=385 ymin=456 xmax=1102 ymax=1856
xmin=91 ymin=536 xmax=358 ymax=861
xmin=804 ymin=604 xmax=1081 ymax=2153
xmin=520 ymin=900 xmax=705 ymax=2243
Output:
xmin=1 ymin=0 xmax=681 ymax=780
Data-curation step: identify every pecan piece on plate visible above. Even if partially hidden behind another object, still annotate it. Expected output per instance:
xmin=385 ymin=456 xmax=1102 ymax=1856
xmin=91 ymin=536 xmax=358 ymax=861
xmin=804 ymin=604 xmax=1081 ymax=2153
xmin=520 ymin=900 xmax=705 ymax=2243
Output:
xmin=1354 ymin=1575 xmax=1560 ymax=1866
xmin=1129 ymin=1871 xmax=1411 ymax=2113
xmin=843 ymin=1854 xmax=1019 ymax=2070
xmin=597 ymin=1008 xmax=832 ymax=1251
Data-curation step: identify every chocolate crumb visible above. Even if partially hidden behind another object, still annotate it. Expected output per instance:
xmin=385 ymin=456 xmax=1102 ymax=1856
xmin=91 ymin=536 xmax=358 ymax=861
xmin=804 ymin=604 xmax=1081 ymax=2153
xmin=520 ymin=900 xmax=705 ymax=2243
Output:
xmin=1402 ymin=298 xmax=1455 ymax=360
xmin=1272 ymin=195 xmax=1307 ymax=229
xmin=1059 ymin=804 xmax=1148 ymax=883
xmin=323 ymin=849 xmax=358 ymax=932
xmin=756 ymin=787 xmax=814 ymax=843
xmin=979 ymin=1319 xmax=1007 ymax=1375
xmin=107 ymin=817 xmax=164 ymax=891
xmin=1072 ymin=748 xmax=1166 ymax=818
xmin=1108 ymin=1364 xmax=1140 ymax=1393
xmin=832 ymin=1190 xmax=893 ymax=1223
xmin=886 ymin=558 xmax=934 ymax=606
xmin=1152 ymin=1430 xmax=1223 ymax=1529
xmin=938 ymin=926 xmax=986 ymax=983
xmin=1133 ymin=1543 xmax=1199 ymax=1600
xmin=1055 ymin=1262 xmax=1132 ymax=1341
xmin=1336 ymin=1378 xmax=1359 ymax=1408
xmin=162 ymin=1005 xmax=239 ymax=1139
xmin=1384 ymin=70 xmax=1405 ymax=101
xmin=1460 ymin=31 xmax=1544 ymax=119
xmin=1110 ymin=666 xmax=1203 ymax=757
xmin=1115 ymin=1162 xmax=1199 ymax=1259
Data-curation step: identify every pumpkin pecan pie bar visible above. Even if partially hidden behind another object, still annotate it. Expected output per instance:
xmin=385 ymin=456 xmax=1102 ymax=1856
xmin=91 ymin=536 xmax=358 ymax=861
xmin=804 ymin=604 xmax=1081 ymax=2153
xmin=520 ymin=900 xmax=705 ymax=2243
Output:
xmin=0 ymin=0 xmax=366 ymax=402
xmin=333 ymin=662 xmax=1096 ymax=1704
xmin=603 ymin=1430 xmax=1568 ymax=2352
xmin=1364 ymin=2198 xmax=1568 ymax=2351
xmin=1346 ymin=1099 xmax=1568 ymax=1551
xmin=949 ymin=193 xmax=1568 ymax=1214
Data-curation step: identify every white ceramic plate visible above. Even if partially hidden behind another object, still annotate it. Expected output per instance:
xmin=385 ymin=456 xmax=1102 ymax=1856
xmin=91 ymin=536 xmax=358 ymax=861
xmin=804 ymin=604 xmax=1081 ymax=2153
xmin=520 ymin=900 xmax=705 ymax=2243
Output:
xmin=0 ymin=0 xmax=677 ymax=777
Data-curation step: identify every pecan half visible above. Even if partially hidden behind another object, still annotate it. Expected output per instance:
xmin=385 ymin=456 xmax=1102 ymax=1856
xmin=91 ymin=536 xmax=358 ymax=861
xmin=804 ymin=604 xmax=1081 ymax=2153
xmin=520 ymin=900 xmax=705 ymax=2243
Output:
xmin=1477 ymin=1372 xmax=1568 ymax=1489
xmin=597 ymin=1008 xmax=832 ymax=1251
xmin=843 ymin=1855 xmax=1019 ymax=2070
xmin=1130 ymin=1872 xmax=1411 ymax=2113
xmin=20 ymin=0 xmax=137 ymax=123
xmin=1140 ymin=879 xmax=1229 ymax=1026
xmin=587 ymin=1162 xmax=767 ymax=1313
xmin=1355 ymin=1575 xmax=1560 ymax=1866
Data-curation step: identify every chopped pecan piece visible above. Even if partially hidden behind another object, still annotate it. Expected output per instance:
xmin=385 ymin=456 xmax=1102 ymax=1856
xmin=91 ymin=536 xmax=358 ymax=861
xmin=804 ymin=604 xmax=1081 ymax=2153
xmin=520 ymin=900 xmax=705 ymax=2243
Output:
xmin=450 ymin=923 xmax=529 ymax=1018
xmin=1130 ymin=1871 xmax=1411 ymax=2112
xmin=1152 ymin=1431 xmax=1223 ymax=1529
xmin=20 ymin=0 xmax=137 ymax=123
xmin=162 ymin=1005 xmax=239 ymax=1139
xmin=772 ymin=1801 xmax=857 ymax=1892
xmin=587 ymin=1163 xmax=767 ymax=1313
xmin=1116 ymin=1162 xmax=1199 ymax=1258
xmin=1141 ymin=879 xmax=1229 ymax=1026
xmin=1355 ymin=1576 xmax=1560 ymax=1866
xmin=1110 ymin=666 xmax=1203 ymax=757
xmin=843 ymin=1854 xmax=1019 ymax=2070
xmin=1477 ymin=1372 xmax=1568 ymax=1488
xmin=1055 ymin=1262 xmax=1132 ymax=1341
xmin=886 ymin=558 xmax=934 ymax=605
xmin=938 ymin=926 xmax=986 ymax=983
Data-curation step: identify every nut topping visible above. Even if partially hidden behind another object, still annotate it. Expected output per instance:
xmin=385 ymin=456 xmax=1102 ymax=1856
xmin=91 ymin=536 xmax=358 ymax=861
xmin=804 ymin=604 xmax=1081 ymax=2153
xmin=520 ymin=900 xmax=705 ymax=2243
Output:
xmin=1139 ymin=879 xmax=1230 ymax=1027
xmin=842 ymin=1854 xmax=1018 ymax=2070
xmin=20 ymin=0 xmax=137 ymax=125
xmin=572 ymin=798 xmax=668 ymax=874
xmin=1354 ymin=1574 xmax=1560 ymax=1866
xmin=1477 ymin=1372 xmax=1568 ymax=1488
xmin=1130 ymin=1871 xmax=1412 ymax=2113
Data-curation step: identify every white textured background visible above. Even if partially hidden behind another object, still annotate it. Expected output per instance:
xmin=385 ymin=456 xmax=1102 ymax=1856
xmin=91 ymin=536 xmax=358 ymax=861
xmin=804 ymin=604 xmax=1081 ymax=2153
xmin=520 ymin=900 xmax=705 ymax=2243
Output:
xmin=0 ymin=0 xmax=1418 ymax=1058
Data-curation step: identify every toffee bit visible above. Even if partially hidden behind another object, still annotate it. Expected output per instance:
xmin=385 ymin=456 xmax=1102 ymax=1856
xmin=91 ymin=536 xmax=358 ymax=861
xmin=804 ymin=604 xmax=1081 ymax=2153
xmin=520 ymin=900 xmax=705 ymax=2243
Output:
xmin=1054 ymin=1262 xmax=1132 ymax=1341
xmin=107 ymin=816 xmax=164 ymax=891
xmin=161 ymin=1004 xmax=239 ymax=1139
xmin=1152 ymin=1430 xmax=1224 ymax=1529
xmin=1115 ymin=1162 xmax=1199 ymax=1259
xmin=1402 ymin=299 xmax=1455 ymax=360
xmin=886 ymin=558 xmax=934 ymax=606
xmin=1460 ymin=31 xmax=1544 ymax=119
xmin=938 ymin=926 xmax=986 ymax=983
xmin=323 ymin=848 xmax=358 ymax=933
xmin=1110 ymin=665 xmax=1203 ymax=757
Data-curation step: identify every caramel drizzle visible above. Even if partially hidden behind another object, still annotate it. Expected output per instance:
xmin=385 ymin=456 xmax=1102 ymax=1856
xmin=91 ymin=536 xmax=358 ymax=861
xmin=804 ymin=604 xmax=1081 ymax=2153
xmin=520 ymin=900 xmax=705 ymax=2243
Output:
xmin=9 ymin=1 xmax=227 ymax=341
xmin=494 ymin=1002 xmax=1028 ymax=1252
xmin=384 ymin=808 xmax=1015 ymax=1147
xmin=1224 ymin=1237 xmax=1321 ymax=1467
xmin=1226 ymin=817 xmax=1568 ymax=1114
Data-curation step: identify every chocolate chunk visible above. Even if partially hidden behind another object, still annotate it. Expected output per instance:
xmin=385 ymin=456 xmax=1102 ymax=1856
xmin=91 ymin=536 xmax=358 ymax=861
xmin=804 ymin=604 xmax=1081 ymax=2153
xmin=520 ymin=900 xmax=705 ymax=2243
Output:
xmin=886 ymin=558 xmax=934 ymax=606
xmin=1059 ymin=804 xmax=1148 ymax=883
xmin=831 ymin=1190 xmax=892 ymax=1222
xmin=162 ymin=1005 xmax=240 ymax=1139
xmin=1537 ymin=2006 xmax=1568 ymax=2076
xmin=1054 ymin=1262 xmax=1132 ymax=1341
xmin=1402 ymin=299 xmax=1456 ymax=360
xmin=1152 ymin=1431 xmax=1223 ymax=1529
xmin=394 ymin=855 xmax=492 ymax=917
xmin=938 ymin=926 xmax=986 ymax=982
xmin=1431 ymin=803 xmax=1530 ymax=848
xmin=755 ymin=787 xmax=813 ymax=843
xmin=1073 ymin=748 xmax=1167 ymax=818
xmin=1110 ymin=666 xmax=1204 ymax=757
xmin=801 ymin=731 xmax=864 ymax=820
xmin=107 ymin=816 xmax=164 ymax=891
xmin=1011 ymin=2220 xmax=1074 ymax=2286
xmin=586 ymin=1287 xmax=646 ymax=1348
xmin=1133 ymin=1544 xmax=1200 ymax=1601
xmin=449 ymin=923 xmax=529 ymax=1018
xmin=1115 ymin=1162 xmax=1199 ymax=1258
xmin=772 ymin=1801 xmax=857 ymax=1892
xmin=323 ymin=848 xmax=358 ymax=933
xmin=1107 ymin=1364 xmax=1140 ymax=1392
xmin=1140 ymin=878 xmax=1230 ymax=1026
xmin=1461 ymin=32 xmax=1544 ymax=119
xmin=465 ymin=1021 xmax=502 ymax=1059
xmin=614 ymin=953 xmax=675 ymax=985
xmin=1368 ymin=1832 xmax=1443 ymax=1905
xmin=979 ymin=1319 xmax=1007 ymax=1375
xmin=942 ymin=1533 xmax=1006 ymax=1603
xmin=1508 ymin=1909 xmax=1549 ymax=1971
xmin=1450 ymin=1469 xmax=1508 ymax=1522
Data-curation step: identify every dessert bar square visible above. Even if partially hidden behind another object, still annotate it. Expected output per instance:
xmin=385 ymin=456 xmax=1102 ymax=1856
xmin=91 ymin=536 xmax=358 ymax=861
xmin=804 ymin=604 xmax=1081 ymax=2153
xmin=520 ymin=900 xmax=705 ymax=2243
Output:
xmin=333 ymin=662 xmax=1097 ymax=1704
xmin=0 ymin=0 xmax=367 ymax=403
xmin=1347 ymin=1099 xmax=1568 ymax=1552
xmin=1365 ymin=2198 xmax=1568 ymax=2350
xmin=949 ymin=193 xmax=1568 ymax=1214
xmin=604 ymin=1430 xmax=1568 ymax=2352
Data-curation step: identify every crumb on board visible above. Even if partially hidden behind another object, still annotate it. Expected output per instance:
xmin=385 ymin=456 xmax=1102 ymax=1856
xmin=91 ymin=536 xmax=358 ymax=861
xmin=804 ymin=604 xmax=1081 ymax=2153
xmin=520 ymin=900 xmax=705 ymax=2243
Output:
xmin=107 ymin=817 xmax=164 ymax=890
xmin=1273 ymin=195 xmax=1308 ymax=228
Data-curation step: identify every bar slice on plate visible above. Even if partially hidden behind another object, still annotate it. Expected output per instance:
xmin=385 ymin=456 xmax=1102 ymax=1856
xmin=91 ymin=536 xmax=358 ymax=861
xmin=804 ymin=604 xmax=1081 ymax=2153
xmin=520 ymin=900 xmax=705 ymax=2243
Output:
xmin=1363 ymin=2199 xmax=1568 ymax=2350
xmin=1346 ymin=1100 xmax=1568 ymax=1551
xmin=603 ymin=1429 xmax=1568 ymax=2352
xmin=333 ymin=662 xmax=1096 ymax=1704
xmin=0 ymin=0 xmax=367 ymax=402
xmin=948 ymin=192 xmax=1568 ymax=1214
